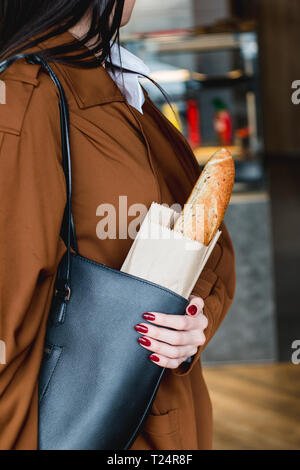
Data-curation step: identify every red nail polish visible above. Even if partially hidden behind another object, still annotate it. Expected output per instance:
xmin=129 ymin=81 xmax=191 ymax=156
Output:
xmin=142 ymin=312 xmax=156 ymax=321
xmin=134 ymin=324 xmax=148 ymax=333
xmin=187 ymin=304 xmax=198 ymax=315
xmin=149 ymin=354 xmax=160 ymax=362
xmin=138 ymin=337 xmax=151 ymax=346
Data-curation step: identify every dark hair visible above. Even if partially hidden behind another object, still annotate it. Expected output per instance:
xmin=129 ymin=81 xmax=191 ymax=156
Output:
xmin=0 ymin=0 xmax=125 ymax=67
xmin=0 ymin=0 xmax=178 ymax=123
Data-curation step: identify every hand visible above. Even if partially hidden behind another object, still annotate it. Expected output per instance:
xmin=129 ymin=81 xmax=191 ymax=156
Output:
xmin=134 ymin=295 xmax=207 ymax=369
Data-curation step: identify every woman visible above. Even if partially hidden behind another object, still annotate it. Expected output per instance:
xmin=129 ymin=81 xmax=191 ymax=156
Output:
xmin=0 ymin=0 xmax=235 ymax=450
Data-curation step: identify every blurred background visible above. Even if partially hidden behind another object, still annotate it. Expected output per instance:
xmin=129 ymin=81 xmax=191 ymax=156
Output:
xmin=121 ymin=0 xmax=300 ymax=450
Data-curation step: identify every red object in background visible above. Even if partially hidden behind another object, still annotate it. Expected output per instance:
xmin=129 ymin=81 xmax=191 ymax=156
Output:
xmin=213 ymin=98 xmax=233 ymax=146
xmin=187 ymin=100 xmax=201 ymax=148
xmin=237 ymin=127 xmax=250 ymax=139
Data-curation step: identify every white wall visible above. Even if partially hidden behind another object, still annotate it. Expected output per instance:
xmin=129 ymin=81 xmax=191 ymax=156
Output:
xmin=122 ymin=0 xmax=230 ymax=35
xmin=122 ymin=0 xmax=194 ymax=34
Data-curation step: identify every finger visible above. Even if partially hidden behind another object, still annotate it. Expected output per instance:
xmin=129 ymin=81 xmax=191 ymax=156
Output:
xmin=148 ymin=354 xmax=190 ymax=369
xmin=186 ymin=296 xmax=204 ymax=316
xmin=142 ymin=311 xmax=208 ymax=332
xmin=137 ymin=335 xmax=198 ymax=359
xmin=197 ymin=313 xmax=209 ymax=330
xmin=134 ymin=322 xmax=199 ymax=346
xmin=142 ymin=311 xmax=195 ymax=331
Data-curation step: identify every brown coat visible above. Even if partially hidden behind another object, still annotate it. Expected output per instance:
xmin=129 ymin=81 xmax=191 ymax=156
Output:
xmin=0 ymin=31 xmax=235 ymax=450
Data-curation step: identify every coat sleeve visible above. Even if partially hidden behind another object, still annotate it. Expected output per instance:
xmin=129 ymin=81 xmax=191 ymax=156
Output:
xmin=0 ymin=77 xmax=66 ymax=449
xmin=172 ymin=221 xmax=236 ymax=376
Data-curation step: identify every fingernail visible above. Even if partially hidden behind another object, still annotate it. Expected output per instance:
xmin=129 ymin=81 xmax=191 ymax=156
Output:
xmin=149 ymin=354 xmax=160 ymax=362
xmin=142 ymin=312 xmax=156 ymax=321
xmin=187 ymin=304 xmax=198 ymax=315
xmin=138 ymin=337 xmax=151 ymax=346
xmin=134 ymin=324 xmax=148 ymax=333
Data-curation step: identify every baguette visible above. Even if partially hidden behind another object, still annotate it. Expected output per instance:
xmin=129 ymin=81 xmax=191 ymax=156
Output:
xmin=173 ymin=148 xmax=235 ymax=245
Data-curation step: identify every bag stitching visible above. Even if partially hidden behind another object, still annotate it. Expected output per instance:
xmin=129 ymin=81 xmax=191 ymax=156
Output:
xmin=39 ymin=345 xmax=64 ymax=404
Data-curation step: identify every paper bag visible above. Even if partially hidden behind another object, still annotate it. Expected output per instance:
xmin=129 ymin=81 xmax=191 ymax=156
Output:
xmin=121 ymin=202 xmax=221 ymax=299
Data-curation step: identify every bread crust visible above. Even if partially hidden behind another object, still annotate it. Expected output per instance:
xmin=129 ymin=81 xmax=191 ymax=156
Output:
xmin=173 ymin=148 xmax=235 ymax=245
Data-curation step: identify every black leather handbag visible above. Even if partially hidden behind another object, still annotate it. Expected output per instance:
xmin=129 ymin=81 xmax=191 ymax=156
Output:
xmin=0 ymin=54 xmax=189 ymax=450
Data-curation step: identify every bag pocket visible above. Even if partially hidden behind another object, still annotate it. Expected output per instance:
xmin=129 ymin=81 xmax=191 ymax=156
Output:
xmin=142 ymin=409 xmax=182 ymax=450
xmin=38 ymin=344 xmax=63 ymax=404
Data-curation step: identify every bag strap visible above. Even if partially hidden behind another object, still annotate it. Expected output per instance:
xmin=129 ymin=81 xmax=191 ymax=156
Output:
xmin=0 ymin=53 xmax=77 ymax=301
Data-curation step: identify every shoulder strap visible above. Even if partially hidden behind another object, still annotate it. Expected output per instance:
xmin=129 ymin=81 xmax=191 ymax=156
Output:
xmin=0 ymin=53 xmax=77 ymax=299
